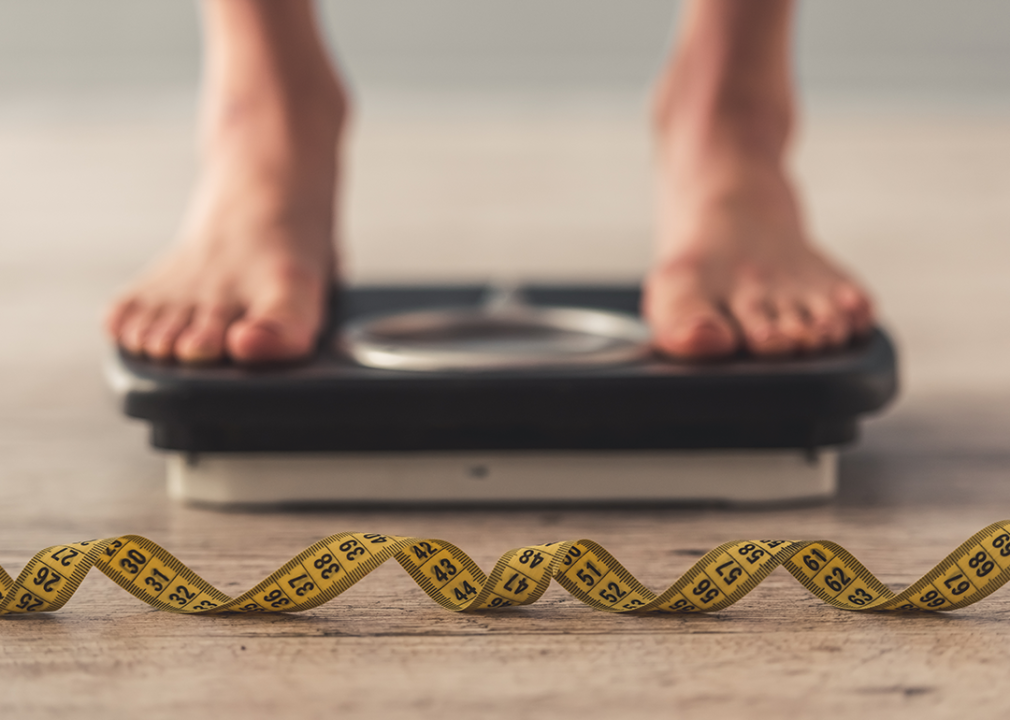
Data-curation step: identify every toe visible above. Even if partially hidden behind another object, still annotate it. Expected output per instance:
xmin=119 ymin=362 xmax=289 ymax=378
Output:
xmin=175 ymin=305 xmax=236 ymax=364
xmin=772 ymin=302 xmax=808 ymax=352
xmin=104 ymin=296 xmax=136 ymax=339
xmin=226 ymin=283 xmax=325 ymax=364
xmin=644 ymin=271 xmax=738 ymax=359
xmin=835 ymin=283 xmax=874 ymax=335
xmin=774 ymin=299 xmax=825 ymax=354
xmin=653 ymin=308 xmax=737 ymax=360
xmin=143 ymin=306 xmax=194 ymax=360
xmin=227 ymin=315 xmax=317 ymax=361
xmin=119 ymin=305 xmax=161 ymax=356
xmin=227 ymin=314 xmax=318 ymax=363
xmin=729 ymin=294 xmax=790 ymax=356
xmin=804 ymin=294 xmax=849 ymax=348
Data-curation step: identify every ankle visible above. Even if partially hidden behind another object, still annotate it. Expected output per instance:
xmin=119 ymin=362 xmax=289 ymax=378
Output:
xmin=655 ymin=138 xmax=807 ymax=263
xmin=201 ymin=71 xmax=347 ymax=161
xmin=653 ymin=41 xmax=794 ymax=164
xmin=656 ymin=93 xmax=791 ymax=170
xmin=179 ymin=75 xmax=344 ymax=260
xmin=654 ymin=60 xmax=797 ymax=215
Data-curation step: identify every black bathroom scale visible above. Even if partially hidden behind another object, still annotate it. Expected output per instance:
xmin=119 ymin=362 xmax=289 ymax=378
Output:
xmin=106 ymin=284 xmax=898 ymax=506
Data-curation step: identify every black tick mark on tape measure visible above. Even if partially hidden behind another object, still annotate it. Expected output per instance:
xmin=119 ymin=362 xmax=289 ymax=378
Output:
xmin=6 ymin=522 xmax=1010 ymax=617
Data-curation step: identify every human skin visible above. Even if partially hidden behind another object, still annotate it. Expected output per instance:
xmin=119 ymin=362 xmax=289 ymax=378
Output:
xmin=644 ymin=0 xmax=872 ymax=358
xmin=105 ymin=0 xmax=343 ymax=363
xmin=105 ymin=0 xmax=873 ymax=363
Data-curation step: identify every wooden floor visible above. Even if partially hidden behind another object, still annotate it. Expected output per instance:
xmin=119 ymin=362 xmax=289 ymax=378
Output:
xmin=2 ymin=100 xmax=1010 ymax=718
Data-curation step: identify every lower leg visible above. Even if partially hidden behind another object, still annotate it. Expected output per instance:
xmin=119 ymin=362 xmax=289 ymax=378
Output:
xmin=105 ymin=0 xmax=346 ymax=363
xmin=645 ymin=0 xmax=873 ymax=358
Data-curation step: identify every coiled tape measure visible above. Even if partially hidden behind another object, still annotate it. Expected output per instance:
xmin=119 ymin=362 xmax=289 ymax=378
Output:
xmin=3 ymin=521 xmax=1010 ymax=615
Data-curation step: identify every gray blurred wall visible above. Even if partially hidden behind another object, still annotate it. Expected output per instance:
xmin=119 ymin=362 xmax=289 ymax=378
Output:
xmin=0 ymin=0 xmax=1008 ymax=105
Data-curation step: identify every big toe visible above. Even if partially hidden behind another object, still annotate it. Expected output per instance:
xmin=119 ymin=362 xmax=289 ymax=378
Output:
xmin=226 ymin=285 xmax=325 ymax=364
xmin=647 ymin=283 xmax=738 ymax=359
xmin=657 ymin=313 xmax=737 ymax=359
xmin=225 ymin=267 xmax=328 ymax=363
xmin=227 ymin=316 xmax=317 ymax=363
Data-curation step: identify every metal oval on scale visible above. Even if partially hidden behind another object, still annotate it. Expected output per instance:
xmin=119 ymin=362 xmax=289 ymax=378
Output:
xmin=341 ymin=286 xmax=652 ymax=372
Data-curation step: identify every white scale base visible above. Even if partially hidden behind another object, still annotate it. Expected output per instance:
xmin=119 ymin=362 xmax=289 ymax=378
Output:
xmin=167 ymin=449 xmax=837 ymax=507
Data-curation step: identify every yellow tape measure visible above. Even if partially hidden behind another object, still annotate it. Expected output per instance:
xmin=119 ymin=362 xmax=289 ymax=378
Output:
xmin=3 ymin=521 xmax=1010 ymax=615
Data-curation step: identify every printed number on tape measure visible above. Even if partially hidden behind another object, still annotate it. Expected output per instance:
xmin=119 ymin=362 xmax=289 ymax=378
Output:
xmin=3 ymin=524 xmax=1010 ymax=615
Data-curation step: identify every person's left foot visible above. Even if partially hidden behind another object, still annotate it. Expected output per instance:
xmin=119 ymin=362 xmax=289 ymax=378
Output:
xmin=643 ymin=162 xmax=874 ymax=360
xmin=643 ymin=72 xmax=874 ymax=360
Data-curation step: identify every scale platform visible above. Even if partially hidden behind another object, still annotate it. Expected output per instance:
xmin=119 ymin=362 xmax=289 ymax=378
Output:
xmin=107 ymin=285 xmax=898 ymax=507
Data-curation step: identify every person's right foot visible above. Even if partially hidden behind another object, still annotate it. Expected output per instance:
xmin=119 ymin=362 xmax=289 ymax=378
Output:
xmin=105 ymin=62 xmax=344 ymax=364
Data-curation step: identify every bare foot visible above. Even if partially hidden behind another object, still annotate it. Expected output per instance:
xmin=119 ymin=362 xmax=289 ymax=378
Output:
xmin=644 ymin=108 xmax=873 ymax=361
xmin=105 ymin=1 xmax=344 ymax=364
xmin=643 ymin=0 xmax=874 ymax=360
xmin=644 ymin=160 xmax=873 ymax=359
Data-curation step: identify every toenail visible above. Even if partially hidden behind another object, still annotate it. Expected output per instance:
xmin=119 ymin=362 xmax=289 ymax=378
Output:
xmin=180 ymin=349 xmax=219 ymax=364
xmin=183 ymin=340 xmax=216 ymax=356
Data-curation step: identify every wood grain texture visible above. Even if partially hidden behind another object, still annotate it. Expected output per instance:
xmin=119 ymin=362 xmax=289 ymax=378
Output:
xmin=1 ymin=105 xmax=1010 ymax=719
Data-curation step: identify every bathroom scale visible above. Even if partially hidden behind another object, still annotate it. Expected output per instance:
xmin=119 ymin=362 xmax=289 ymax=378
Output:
xmin=106 ymin=284 xmax=898 ymax=506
